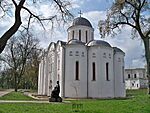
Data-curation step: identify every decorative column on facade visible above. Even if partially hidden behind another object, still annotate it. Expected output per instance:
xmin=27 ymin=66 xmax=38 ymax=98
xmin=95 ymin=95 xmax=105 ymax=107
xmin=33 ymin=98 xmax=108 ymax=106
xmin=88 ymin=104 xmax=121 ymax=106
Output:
xmin=38 ymin=62 xmax=41 ymax=95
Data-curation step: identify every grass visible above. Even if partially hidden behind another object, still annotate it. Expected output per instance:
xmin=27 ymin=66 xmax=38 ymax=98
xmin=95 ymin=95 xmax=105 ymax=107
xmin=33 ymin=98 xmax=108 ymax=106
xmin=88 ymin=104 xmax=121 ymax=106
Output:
xmin=0 ymin=91 xmax=34 ymax=100
xmin=0 ymin=89 xmax=149 ymax=113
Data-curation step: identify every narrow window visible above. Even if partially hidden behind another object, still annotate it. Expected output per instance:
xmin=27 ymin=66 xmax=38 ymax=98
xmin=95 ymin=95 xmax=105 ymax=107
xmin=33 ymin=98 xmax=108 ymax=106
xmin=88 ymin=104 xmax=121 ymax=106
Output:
xmin=69 ymin=51 xmax=73 ymax=56
xmin=86 ymin=30 xmax=88 ymax=43
xmin=75 ymin=51 xmax=79 ymax=56
xmin=72 ymin=30 xmax=74 ymax=39
xmin=92 ymin=53 xmax=96 ymax=58
xmin=92 ymin=62 xmax=96 ymax=81
xmin=81 ymin=52 xmax=84 ymax=57
xmin=75 ymin=61 xmax=79 ymax=80
xmin=128 ymin=74 xmax=130 ymax=78
xmin=79 ymin=30 xmax=81 ymax=41
xmin=106 ymin=62 xmax=109 ymax=81
xmin=134 ymin=74 xmax=137 ymax=78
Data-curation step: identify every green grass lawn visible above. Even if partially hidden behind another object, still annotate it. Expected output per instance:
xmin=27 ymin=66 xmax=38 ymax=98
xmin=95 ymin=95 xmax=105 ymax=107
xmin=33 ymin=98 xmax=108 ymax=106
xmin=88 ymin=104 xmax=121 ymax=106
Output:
xmin=0 ymin=91 xmax=34 ymax=100
xmin=0 ymin=89 xmax=149 ymax=113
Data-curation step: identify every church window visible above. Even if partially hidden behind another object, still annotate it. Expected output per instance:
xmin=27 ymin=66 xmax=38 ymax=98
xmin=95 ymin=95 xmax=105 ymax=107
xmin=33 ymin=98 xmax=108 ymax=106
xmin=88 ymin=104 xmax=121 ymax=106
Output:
xmin=134 ymin=74 xmax=137 ymax=78
xmin=86 ymin=30 xmax=88 ymax=43
xmin=92 ymin=62 xmax=96 ymax=81
xmin=128 ymin=74 xmax=130 ymax=78
xmin=106 ymin=62 xmax=109 ymax=81
xmin=79 ymin=30 xmax=81 ymax=41
xmin=103 ymin=53 xmax=106 ymax=58
xmin=75 ymin=51 xmax=79 ymax=56
xmin=75 ymin=61 xmax=79 ymax=80
xmin=72 ymin=30 xmax=74 ymax=39
xmin=82 ymin=52 xmax=84 ymax=57
xmin=92 ymin=53 xmax=96 ymax=58
xmin=109 ymin=54 xmax=111 ymax=59
xmin=69 ymin=51 xmax=73 ymax=56
xmin=118 ymin=58 xmax=121 ymax=62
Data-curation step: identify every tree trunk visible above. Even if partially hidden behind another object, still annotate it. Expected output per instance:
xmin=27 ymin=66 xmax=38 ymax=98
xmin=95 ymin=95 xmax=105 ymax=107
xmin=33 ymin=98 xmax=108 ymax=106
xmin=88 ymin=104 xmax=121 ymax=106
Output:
xmin=143 ymin=38 xmax=150 ymax=94
xmin=14 ymin=73 xmax=18 ymax=92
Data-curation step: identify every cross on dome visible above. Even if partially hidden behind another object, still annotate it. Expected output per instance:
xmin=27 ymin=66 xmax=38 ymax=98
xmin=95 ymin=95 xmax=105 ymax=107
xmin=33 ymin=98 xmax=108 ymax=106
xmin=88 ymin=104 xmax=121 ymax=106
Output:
xmin=78 ymin=10 xmax=83 ymax=17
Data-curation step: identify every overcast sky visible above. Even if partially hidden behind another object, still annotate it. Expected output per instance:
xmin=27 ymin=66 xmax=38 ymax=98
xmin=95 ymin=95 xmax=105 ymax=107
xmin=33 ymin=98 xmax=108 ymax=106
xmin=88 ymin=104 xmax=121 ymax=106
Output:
xmin=0 ymin=0 xmax=146 ymax=69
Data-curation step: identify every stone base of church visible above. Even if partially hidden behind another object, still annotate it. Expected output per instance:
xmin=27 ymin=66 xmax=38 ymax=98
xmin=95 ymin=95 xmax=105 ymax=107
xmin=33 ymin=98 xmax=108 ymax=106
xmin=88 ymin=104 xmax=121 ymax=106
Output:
xmin=49 ymin=97 xmax=62 ymax=102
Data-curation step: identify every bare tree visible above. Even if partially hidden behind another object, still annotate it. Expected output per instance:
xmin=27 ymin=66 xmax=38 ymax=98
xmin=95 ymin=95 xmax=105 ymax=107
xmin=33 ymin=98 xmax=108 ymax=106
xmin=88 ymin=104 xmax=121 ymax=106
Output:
xmin=99 ymin=0 xmax=150 ymax=94
xmin=1 ymin=31 xmax=40 ymax=91
xmin=0 ymin=0 xmax=73 ymax=54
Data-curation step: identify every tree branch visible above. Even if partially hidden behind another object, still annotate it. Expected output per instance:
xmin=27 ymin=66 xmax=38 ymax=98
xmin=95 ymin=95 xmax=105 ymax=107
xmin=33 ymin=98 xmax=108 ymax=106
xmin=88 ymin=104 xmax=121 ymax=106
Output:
xmin=12 ymin=0 xmax=17 ymax=7
xmin=125 ymin=0 xmax=139 ymax=10
xmin=114 ymin=21 xmax=136 ymax=29
xmin=146 ymin=30 xmax=150 ymax=38
xmin=120 ymin=10 xmax=129 ymax=23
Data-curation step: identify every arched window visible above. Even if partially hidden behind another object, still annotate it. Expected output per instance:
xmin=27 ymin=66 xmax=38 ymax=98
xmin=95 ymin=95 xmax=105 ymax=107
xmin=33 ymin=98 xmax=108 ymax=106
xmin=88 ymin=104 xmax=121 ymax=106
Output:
xmin=106 ymin=62 xmax=109 ymax=81
xmin=86 ymin=30 xmax=88 ymax=43
xmin=75 ymin=61 xmax=79 ymax=80
xmin=128 ymin=74 xmax=130 ymax=78
xmin=92 ymin=62 xmax=96 ymax=81
xmin=72 ymin=30 xmax=74 ymax=39
xmin=134 ymin=74 xmax=137 ymax=78
xmin=79 ymin=30 xmax=81 ymax=41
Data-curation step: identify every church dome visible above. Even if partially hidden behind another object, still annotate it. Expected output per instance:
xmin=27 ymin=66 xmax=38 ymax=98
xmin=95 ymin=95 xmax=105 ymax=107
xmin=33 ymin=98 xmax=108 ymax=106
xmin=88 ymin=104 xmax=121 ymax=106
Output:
xmin=113 ymin=47 xmax=124 ymax=53
xmin=72 ymin=17 xmax=92 ymax=27
xmin=67 ymin=39 xmax=85 ymax=45
xmin=87 ymin=40 xmax=111 ymax=47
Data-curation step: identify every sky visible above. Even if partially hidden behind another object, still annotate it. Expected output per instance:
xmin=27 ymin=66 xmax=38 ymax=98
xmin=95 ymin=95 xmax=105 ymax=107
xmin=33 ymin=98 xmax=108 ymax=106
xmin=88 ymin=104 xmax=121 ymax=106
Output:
xmin=0 ymin=0 xmax=147 ymax=69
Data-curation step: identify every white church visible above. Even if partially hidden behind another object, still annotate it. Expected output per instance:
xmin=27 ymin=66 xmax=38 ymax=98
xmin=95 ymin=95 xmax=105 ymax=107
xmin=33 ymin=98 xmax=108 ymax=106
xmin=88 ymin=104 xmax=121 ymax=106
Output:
xmin=38 ymin=16 xmax=126 ymax=98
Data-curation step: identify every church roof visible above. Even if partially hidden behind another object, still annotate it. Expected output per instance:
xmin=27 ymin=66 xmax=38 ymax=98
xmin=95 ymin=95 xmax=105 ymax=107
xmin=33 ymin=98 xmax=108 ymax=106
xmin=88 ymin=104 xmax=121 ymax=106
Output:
xmin=87 ymin=40 xmax=111 ymax=47
xmin=67 ymin=39 xmax=85 ymax=45
xmin=72 ymin=17 xmax=92 ymax=27
xmin=113 ymin=47 xmax=124 ymax=54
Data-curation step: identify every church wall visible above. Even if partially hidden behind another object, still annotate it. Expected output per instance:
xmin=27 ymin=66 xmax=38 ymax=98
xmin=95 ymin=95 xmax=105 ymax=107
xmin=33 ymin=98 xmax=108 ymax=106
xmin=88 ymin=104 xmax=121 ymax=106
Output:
xmin=47 ymin=52 xmax=51 ymax=96
xmin=64 ymin=45 xmax=87 ymax=98
xmin=43 ymin=56 xmax=49 ymax=95
xmin=88 ymin=46 xmax=100 ymax=98
xmin=51 ymin=51 xmax=57 ymax=93
xmin=40 ymin=58 xmax=45 ymax=95
xmin=38 ymin=62 xmax=42 ymax=95
xmin=100 ymin=47 xmax=114 ymax=98
xmin=114 ymin=52 xmax=126 ymax=97
xmin=59 ymin=47 xmax=65 ymax=97
xmin=56 ymin=44 xmax=65 ymax=97
xmin=88 ymin=46 xmax=115 ymax=98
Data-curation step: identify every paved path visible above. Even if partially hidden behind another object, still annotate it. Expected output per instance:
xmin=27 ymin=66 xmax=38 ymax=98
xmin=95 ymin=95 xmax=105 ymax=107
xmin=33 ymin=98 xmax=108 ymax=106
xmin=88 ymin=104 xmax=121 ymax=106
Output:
xmin=0 ymin=89 xmax=13 ymax=97
xmin=0 ymin=100 xmax=50 ymax=103
xmin=0 ymin=100 xmax=71 ymax=103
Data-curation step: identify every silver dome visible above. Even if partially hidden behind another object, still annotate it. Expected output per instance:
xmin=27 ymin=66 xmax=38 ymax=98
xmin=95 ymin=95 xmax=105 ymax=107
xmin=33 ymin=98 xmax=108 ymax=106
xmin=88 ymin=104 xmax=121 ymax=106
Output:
xmin=113 ymin=47 xmax=124 ymax=53
xmin=67 ymin=39 xmax=85 ymax=45
xmin=87 ymin=40 xmax=111 ymax=47
xmin=72 ymin=17 xmax=92 ymax=27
